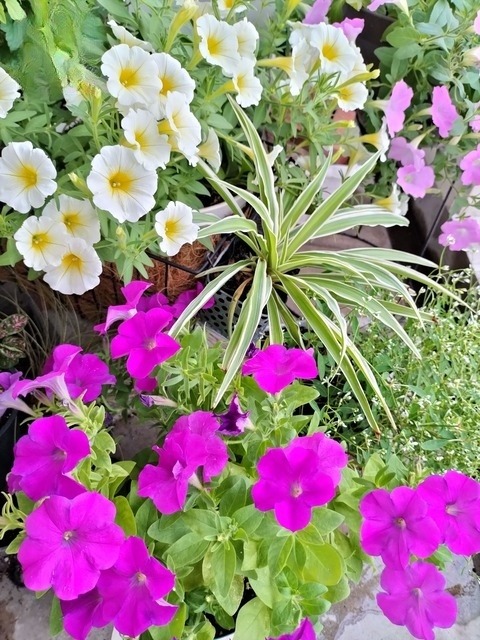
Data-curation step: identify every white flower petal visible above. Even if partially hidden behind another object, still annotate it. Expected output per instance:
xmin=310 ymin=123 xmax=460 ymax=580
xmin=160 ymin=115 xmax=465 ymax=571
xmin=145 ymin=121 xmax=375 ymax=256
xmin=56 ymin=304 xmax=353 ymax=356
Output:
xmin=121 ymin=109 xmax=171 ymax=170
xmin=108 ymin=19 xmax=154 ymax=52
xmin=196 ymin=14 xmax=241 ymax=74
xmin=14 ymin=216 xmax=68 ymax=271
xmin=42 ymin=195 xmax=101 ymax=244
xmin=43 ymin=238 xmax=102 ymax=295
xmin=154 ymin=201 xmax=199 ymax=256
xmin=0 ymin=67 xmax=21 ymax=118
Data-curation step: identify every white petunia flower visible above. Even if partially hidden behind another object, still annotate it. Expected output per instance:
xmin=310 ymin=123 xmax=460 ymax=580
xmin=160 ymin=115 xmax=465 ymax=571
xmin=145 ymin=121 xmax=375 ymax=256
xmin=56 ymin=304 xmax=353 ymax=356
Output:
xmin=196 ymin=14 xmax=240 ymax=74
xmin=149 ymin=53 xmax=196 ymax=119
xmin=335 ymin=82 xmax=368 ymax=111
xmin=376 ymin=184 xmax=409 ymax=217
xmin=101 ymin=44 xmax=161 ymax=107
xmin=198 ymin=128 xmax=221 ymax=172
xmin=288 ymin=39 xmax=314 ymax=96
xmin=232 ymin=18 xmax=259 ymax=65
xmin=86 ymin=145 xmax=158 ymax=222
xmin=155 ymin=201 xmax=199 ymax=256
xmin=158 ymin=92 xmax=202 ymax=165
xmin=309 ymin=23 xmax=357 ymax=76
xmin=359 ymin=119 xmax=390 ymax=162
xmin=0 ymin=141 xmax=57 ymax=214
xmin=218 ymin=0 xmax=246 ymax=14
xmin=14 ymin=216 xmax=68 ymax=271
xmin=228 ymin=61 xmax=263 ymax=107
xmin=42 ymin=195 xmax=101 ymax=245
xmin=43 ymin=238 xmax=102 ymax=295
xmin=121 ymin=109 xmax=171 ymax=170
xmin=107 ymin=19 xmax=154 ymax=52
xmin=0 ymin=67 xmax=21 ymax=118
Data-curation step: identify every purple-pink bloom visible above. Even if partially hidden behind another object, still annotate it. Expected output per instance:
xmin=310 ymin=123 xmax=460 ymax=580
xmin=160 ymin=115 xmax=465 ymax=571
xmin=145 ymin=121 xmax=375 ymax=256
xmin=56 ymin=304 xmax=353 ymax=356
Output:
xmin=8 ymin=415 xmax=90 ymax=501
xmin=474 ymin=10 xmax=480 ymax=35
xmin=97 ymin=536 xmax=177 ymax=638
xmin=397 ymin=162 xmax=435 ymax=198
xmin=303 ymin=0 xmax=331 ymax=24
xmin=388 ymin=137 xmax=425 ymax=167
xmin=110 ymin=308 xmax=180 ymax=379
xmin=252 ymin=441 xmax=336 ymax=532
xmin=331 ymin=18 xmax=364 ymax=43
xmin=18 ymin=492 xmax=124 ymax=600
xmin=438 ymin=218 xmax=480 ymax=251
xmin=0 ymin=371 xmax=35 ymax=419
xmin=459 ymin=144 xmax=480 ymax=186
xmin=470 ymin=114 xmax=480 ymax=132
xmin=368 ymin=0 xmax=399 ymax=10
xmin=431 ymin=86 xmax=459 ymax=138
xmin=359 ymin=487 xmax=442 ymax=567
xmin=242 ymin=345 xmax=318 ymax=394
xmin=384 ymin=81 xmax=413 ymax=136
xmin=61 ymin=588 xmax=115 ymax=640
xmin=137 ymin=290 xmax=170 ymax=313
xmin=169 ymin=283 xmax=214 ymax=318
xmin=417 ymin=471 xmax=480 ymax=556
xmin=286 ymin=432 xmax=347 ymax=486
xmin=377 ymin=562 xmax=457 ymax=640
xmin=94 ymin=281 xmax=151 ymax=334
xmin=215 ymin=394 xmax=251 ymax=436
xmin=267 ymin=618 xmax=316 ymax=640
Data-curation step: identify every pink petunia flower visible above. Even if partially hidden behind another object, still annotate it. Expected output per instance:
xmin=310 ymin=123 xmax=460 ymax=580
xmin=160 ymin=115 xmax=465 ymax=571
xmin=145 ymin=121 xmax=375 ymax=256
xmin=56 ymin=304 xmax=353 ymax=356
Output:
xmin=303 ymin=0 xmax=331 ymax=24
xmin=397 ymin=162 xmax=435 ymax=198
xmin=417 ymin=470 xmax=480 ymax=556
xmin=368 ymin=0 xmax=403 ymax=10
xmin=388 ymin=137 xmax=425 ymax=167
xmin=431 ymin=86 xmax=459 ymax=138
xmin=215 ymin=394 xmax=251 ymax=436
xmin=110 ymin=308 xmax=180 ymax=379
xmin=377 ymin=562 xmax=457 ymax=640
xmin=18 ymin=492 xmax=124 ymax=600
xmin=331 ymin=18 xmax=365 ymax=43
xmin=359 ymin=487 xmax=442 ymax=567
xmin=438 ymin=218 xmax=480 ymax=251
xmin=242 ymin=345 xmax=318 ymax=394
xmin=97 ymin=536 xmax=177 ymax=638
xmin=384 ymin=81 xmax=413 ymax=137
xmin=252 ymin=438 xmax=336 ymax=532
xmin=0 ymin=371 xmax=35 ymax=419
xmin=61 ymin=588 xmax=114 ymax=640
xmin=267 ymin=618 xmax=316 ymax=640
xmin=459 ymin=145 xmax=480 ymax=186
xmin=470 ymin=114 xmax=480 ymax=132
xmin=474 ymin=10 xmax=480 ymax=35
xmin=8 ymin=415 xmax=90 ymax=501
xmin=169 ymin=282 xmax=215 ymax=318
xmin=94 ymin=280 xmax=151 ymax=334
xmin=286 ymin=432 xmax=348 ymax=486
xmin=137 ymin=290 xmax=170 ymax=313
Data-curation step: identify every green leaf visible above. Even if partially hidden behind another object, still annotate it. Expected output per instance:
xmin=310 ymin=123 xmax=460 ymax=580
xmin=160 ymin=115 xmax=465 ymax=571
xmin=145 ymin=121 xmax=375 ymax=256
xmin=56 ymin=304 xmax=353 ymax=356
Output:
xmin=268 ymin=535 xmax=294 ymax=577
xmin=315 ymin=206 xmax=408 ymax=238
xmin=49 ymin=596 xmax=63 ymax=637
xmin=4 ymin=0 xmax=26 ymax=20
xmin=197 ymin=216 xmax=258 ymax=239
xmin=135 ymin=499 xmax=160 ymax=539
xmin=210 ymin=543 xmax=237 ymax=599
xmin=149 ymin=604 xmax=187 ymax=640
xmin=114 ymin=496 xmax=137 ymax=536
xmin=233 ymin=598 xmax=271 ymax=640
xmin=167 ymin=532 xmax=211 ymax=567
xmin=183 ymin=509 xmax=222 ymax=538
xmin=302 ymin=543 xmax=343 ymax=586
xmin=97 ymin=0 xmax=133 ymax=21
xmin=297 ymin=508 xmax=345 ymax=545
xmin=148 ymin=512 xmax=190 ymax=544
xmin=233 ymin=505 xmax=264 ymax=536
xmin=218 ymin=476 xmax=249 ymax=517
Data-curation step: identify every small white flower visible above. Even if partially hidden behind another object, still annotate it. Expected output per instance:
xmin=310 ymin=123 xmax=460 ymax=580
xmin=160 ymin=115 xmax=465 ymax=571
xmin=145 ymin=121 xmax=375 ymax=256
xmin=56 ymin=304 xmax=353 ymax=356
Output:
xmin=218 ymin=0 xmax=246 ymax=14
xmin=198 ymin=128 xmax=221 ymax=172
xmin=107 ymin=19 xmax=154 ymax=52
xmin=149 ymin=53 xmax=195 ymax=119
xmin=158 ymin=91 xmax=202 ymax=165
xmin=335 ymin=81 xmax=368 ymax=111
xmin=121 ymin=108 xmax=171 ymax=170
xmin=0 ymin=141 xmax=57 ymax=214
xmin=228 ymin=61 xmax=263 ymax=108
xmin=360 ymin=118 xmax=390 ymax=161
xmin=232 ymin=18 xmax=259 ymax=65
xmin=309 ymin=23 xmax=357 ymax=75
xmin=0 ymin=67 xmax=21 ymax=118
xmin=42 ymin=195 xmax=101 ymax=244
xmin=196 ymin=14 xmax=240 ymax=74
xmin=376 ymin=184 xmax=409 ymax=217
xmin=43 ymin=238 xmax=102 ymax=295
xmin=155 ymin=201 xmax=199 ymax=256
xmin=62 ymin=85 xmax=84 ymax=111
xmin=101 ymin=44 xmax=161 ymax=107
xmin=86 ymin=145 xmax=158 ymax=222
xmin=288 ymin=39 xmax=314 ymax=96
xmin=14 ymin=216 xmax=68 ymax=271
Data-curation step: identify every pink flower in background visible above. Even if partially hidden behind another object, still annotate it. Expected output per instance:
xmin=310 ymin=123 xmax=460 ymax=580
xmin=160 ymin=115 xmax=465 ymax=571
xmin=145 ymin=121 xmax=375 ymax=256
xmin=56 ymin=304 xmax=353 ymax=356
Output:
xmin=61 ymin=588 xmax=114 ymax=640
xmin=243 ymin=345 xmax=318 ymax=394
xmin=137 ymin=290 xmax=170 ymax=313
xmin=134 ymin=375 xmax=158 ymax=393
xmin=97 ymin=537 xmax=177 ymax=638
xmin=267 ymin=618 xmax=316 ymax=640
xmin=384 ymin=81 xmax=413 ymax=136
xmin=252 ymin=439 xmax=336 ymax=531
xmin=359 ymin=487 xmax=441 ymax=567
xmin=303 ymin=0 xmax=331 ymax=24
xmin=215 ymin=394 xmax=251 ymax=436
xmin=0 ymin=371 xmax=35 ymax=419
xmin=286 ymin=432 xmax=348 ymax=486
xmin=417 ymin=471 xmax=480 ymax=555
xmin=397 ymin=162 xmax=435 ymax=198
xmin=431 ymin=86 xmax=459 ymax=138
xmin=459 ymin=145 xmax=480 ymax=186
xmin=8 ymin=415 xmax=90 ymax=501
xmin=94 ymin=280 xmax=151 ymax=334
xmin=470 ymin=115 xmax=480 ymax=132
xmin=377 ymin=562 xmax=457 ymax=640
xmin=110 ymin=308 xmax=180 ymax=378
xmin=438 ymin=218 xmax=480 ymax=251
xmin=388 ymin=137 xmax=425 ymax=167
xmin=474 ymin=10 xmax=480 ymax=35
xmin=332 ymin=18 xmax=365 ymax=43
xmin=368 ymin=0 xmax=401 ymax=10
xmin=18 ymin=492 xmax=124 ymax=600
xmin=169 ymin=282 xmax=214 ymax=318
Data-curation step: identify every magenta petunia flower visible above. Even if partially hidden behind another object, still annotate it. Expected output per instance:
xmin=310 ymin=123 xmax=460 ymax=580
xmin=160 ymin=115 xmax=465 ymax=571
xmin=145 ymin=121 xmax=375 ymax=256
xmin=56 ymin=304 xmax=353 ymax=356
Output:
xmin=169 ymin=282 xmax=214 ymax=318
xmin=474 ymin=10 xmax=480 ymax=35
xmin=18 ymin=492 xmax=124 ymax=600
xmin=0 ymin=371 xmax=35 ymax=419
xmin=110 ymin=308 xmax=180 ymax=379
xmin=417 ymin=470 xmax=480 ymax=555
xmin=303 ymin=0 xmax=331 ymax=24
xmin=286 ymin=432 xmax=348 ymax=486
xmin=97 ymin=536 xmax=177 ymax=638
xmin=8 ymin=415 xmax=90 ymax=501
xmin=94 ymin=280 xmax=151 ymax=334
xmin=459 ymin=145 xmax=480 ymax=186
xmin=431 ymin=86 xmax=459 ymax=138
xmin=360 ymin=487 xmax=442 ymax=567
xmin=397 ymin=162 xmax=435 ymax=198
xmin=215 ymin=394 xmax=251 ymax=436
xmin=252 ymin=444 xmax=335 ymax=532
xmin=377 ymin=561 xmax=457 ymax=640
xmin=137 ymin=290 xmax=170 ymax=313
xmin=267 ymin=618 xmax=316 ymax=640
xmin=242 ymin=345 xmax=318 ymax=394
xmin=134 ymin=375 xmax=158 ymax=393
xmin=384 ymin=81 xmax=413 ymax=137
xmin=388 ymin=137 xmax=425 ymax=167
xmin=61 ymin=588 xmax=115 ymax=640
xmin=331 ymin=18 xmax=364 ymax=43
xmin=438 ymin=218 xmax=480 ymax=251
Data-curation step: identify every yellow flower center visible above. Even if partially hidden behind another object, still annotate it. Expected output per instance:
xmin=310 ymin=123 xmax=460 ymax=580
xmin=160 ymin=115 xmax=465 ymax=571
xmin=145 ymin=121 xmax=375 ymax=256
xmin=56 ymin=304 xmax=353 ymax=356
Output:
xmin=119 ymin=65 xmax=140 ymax=88
xmin=207 ymin=35 xmax=223 ymax=57
xmin=223 ymin=0 xmax=234 ymax=7
xmin=322 ymin=42 xmax=340 ymax=62
xmin=62 ymin=252 xmax=83 ymax=271
xmin=62 ymin=211 xmax=82 ymax=232
xmin=18 ymin=164 xmax=38 ymax=188
xmin=109 ymin=171 xmax=133 ymax=192
xmin=31 ymin=232 xmax=49 ymax=250
xmin=159 ymin=74 xmax=175 ymax=95
xmin=164 ymin=218 xmax=180 ymax=239
xmin=134 ymin=128 xmax=149 ymax=149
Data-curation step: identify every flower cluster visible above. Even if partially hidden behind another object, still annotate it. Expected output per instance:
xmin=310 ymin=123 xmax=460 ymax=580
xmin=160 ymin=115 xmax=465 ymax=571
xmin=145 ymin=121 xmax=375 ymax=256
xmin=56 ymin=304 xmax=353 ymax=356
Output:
xmin=438 ymin=217 xmax=480 ymax=253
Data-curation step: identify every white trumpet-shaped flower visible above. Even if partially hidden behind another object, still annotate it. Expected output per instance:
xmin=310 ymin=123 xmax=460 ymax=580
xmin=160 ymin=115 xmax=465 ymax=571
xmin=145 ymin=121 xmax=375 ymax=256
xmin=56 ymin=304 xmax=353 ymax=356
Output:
xmin=218 ymin=0 xmax=246 ymax=14
xmin=309 ymin=23 xmax=357 ymax=76
xmin=376 ymin=184 xmax=409 ymax=217
xmin=335 ymin=81 xmax=368 ymax=111
xmin=198 ymin=128 xmax=221 ymax=172
xmin=0 ymin=141 xmax=57 ymax=214
xmin=0 ymin=67 xmax=21 ymax=118
xmin=42 ymin=195 xmax=101 ymax=245
xmin=43 ymin=238 xmax=102 ymax=295
xmin=228 ymin=61 xmax=263 ymax=107
xmin=86 ymin=145 xmax=158 ymax=222
xmin=149 ymin=53 xmax=196 ymax=119
xmin=107 ymin=19 xmax=154 ymax=52
xmin=196 ymin=14 xmax=240 ymax=74
xmin=121 ymin=109 xmax=171 ymax=170
xmin=101 ymin=44 xmax=161 ymax=107
xmin=155 ymin=201 xmax=199 ymax=256
xmin=158 ymin=92 xmax=202 ymax=165
xmin=14 ymin=216 xmax=68 ymax=271
xmin=233 ymin=18 xmax=259 ymax=65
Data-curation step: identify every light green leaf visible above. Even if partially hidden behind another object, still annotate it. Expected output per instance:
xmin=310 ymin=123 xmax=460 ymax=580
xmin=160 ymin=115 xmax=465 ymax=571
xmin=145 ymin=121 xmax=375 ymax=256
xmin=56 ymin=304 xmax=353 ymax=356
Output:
xmin=183 ymin=509 xmax=222 ymax=538
xmin=49 ymin=596 xmax=63 ymax=637
xmin=302 ymin=543 xmax=343 ymax=585
xmin=233 ymin=598 xmax=271 ymax=640
xmin=268 ymin=535 xmax=294 ymax=577
xmin=5 ymin=0 xmax=26 ymax=20
xmin=197 ymin=216 xmax=258 ymax=239
xmin=114 ymin=496 xmax=137 ymax=536
xmin=313 ymin=206 xmax=409 ymax=238
xmin=167 ymin=532 xmax=211 ymax=567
